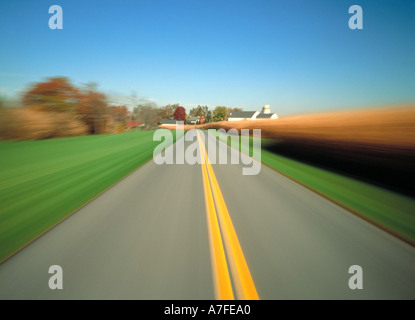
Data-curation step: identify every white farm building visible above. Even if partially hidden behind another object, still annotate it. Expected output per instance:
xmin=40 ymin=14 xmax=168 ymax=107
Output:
xmin=228 ymin=105 xmax=278 ymax=121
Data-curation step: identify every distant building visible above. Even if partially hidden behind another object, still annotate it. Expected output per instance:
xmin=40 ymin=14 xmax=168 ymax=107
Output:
xmin=228 ymin=111 xmax=260 ymax=121
xmin=187 ymin=116 xmax=200 ymax=124
xmin=159 ymin=119 xmax=179 ymax=126
xmin=126 ymin=121 xmax=144 ymax=129
xmin=228 ymin=105 xmax=278 ymax=121
xmin=262 ymin=104 xmax=271 ymax=114
xmin=255 ymin=113 xmax=278 ymax=119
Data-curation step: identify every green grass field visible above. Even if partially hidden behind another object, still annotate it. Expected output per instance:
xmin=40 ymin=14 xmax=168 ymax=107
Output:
xmin=218 ymin=133 xmax=415 ymax=245
xmin=1 ymin=129 xmax=414 ymax=263
xmin=0 ymin=130 xmax=165 ymax=262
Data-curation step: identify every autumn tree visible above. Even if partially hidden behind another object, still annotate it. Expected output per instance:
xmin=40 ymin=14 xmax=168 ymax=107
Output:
xmin=0 ymin=107 xmax=88 ymax=140
xmin=111 ymin=105 xmax=129 ymax=124
xmin=201 ymin=105 xmax=209 ymax=118
xmin=206 ymin=110 xmax=212 ymax=123
xmin=109 ymin=105 xmax=129 ymax=133
xmin=189 ymin=105 xmax=209 ymax=117
xmin=173 ymin=106 xmax=186 ymax=122
xmin=22 ymin=77 xmax=79 ymax=112
xmin=76 ymin=86 xmax=111 ymax=134
xmin=189 ymin=107 xmax=198 ymax=117
xmin=212 ymin=106 xmax=227 ymax=122
xmin=134 ymin=103 xmax=158 ymax=129
xmin=158 ymin=104 xmax=176 ymax=120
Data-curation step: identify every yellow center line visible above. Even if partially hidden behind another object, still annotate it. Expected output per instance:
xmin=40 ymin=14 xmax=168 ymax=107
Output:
xmin=197 ymin=132 xmax=234 ymax=300
xmin=197 ymin=131 xmax=259 ymax=300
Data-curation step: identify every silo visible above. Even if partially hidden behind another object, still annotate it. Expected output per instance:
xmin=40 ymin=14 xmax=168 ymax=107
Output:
xmin=263 ymin=104 xmax=271 ymax=114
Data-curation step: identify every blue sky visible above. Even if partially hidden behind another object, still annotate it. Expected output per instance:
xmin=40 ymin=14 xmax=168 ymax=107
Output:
xmin=0 ymin=0 xmax=414 ymax=115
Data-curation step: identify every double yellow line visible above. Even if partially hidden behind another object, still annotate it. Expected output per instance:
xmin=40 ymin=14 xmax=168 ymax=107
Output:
xmin=196 ymin=131 xmax=259 ymax=300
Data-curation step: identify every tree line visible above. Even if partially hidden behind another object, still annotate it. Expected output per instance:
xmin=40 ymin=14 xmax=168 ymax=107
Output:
xmin=0 ymin=77 xmax=242 ymax=140
xmin=135 ymin=104 xmax=242 ymax=127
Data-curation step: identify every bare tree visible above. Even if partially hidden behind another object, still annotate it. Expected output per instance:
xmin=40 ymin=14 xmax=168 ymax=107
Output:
xmin=133 ymin=103 xmax=158 ymax=129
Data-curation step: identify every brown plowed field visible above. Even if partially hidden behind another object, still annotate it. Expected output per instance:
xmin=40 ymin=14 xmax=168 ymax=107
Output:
xmin=161 ymin=104 xmax=415 ymax=196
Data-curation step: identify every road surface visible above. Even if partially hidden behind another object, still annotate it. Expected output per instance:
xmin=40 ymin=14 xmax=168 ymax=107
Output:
xmin=0 ymin=130 xmax=414 ymax=299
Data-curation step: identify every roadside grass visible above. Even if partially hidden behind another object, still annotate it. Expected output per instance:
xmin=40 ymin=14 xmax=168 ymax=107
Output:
xmin=0 ymin=130 xmax=167 ymax=262
xmin=216 ymin=132 xmax=415 ymax=245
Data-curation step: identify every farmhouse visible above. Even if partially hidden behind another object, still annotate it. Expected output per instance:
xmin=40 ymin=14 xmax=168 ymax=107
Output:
xmin=187 ymin=116 xmax=200 ymax=124
xmin=228 ymin=105 xmax=278 ymax=121
xmin=228 ymin=111 xmax=259 ymax=121
xmin=256 ymin=113 xmax=278 ymax=120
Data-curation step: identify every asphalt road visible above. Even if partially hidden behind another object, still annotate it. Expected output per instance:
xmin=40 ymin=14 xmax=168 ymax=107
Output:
xmin=0 ymin=130 xmax=414 ymax=299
